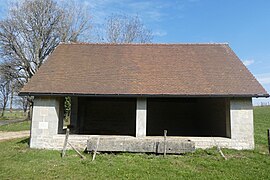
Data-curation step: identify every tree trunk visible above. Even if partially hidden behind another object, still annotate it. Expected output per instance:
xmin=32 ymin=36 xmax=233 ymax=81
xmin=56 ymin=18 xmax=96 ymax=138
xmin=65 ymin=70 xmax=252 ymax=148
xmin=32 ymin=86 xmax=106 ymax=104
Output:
xmin=22 ymin=97 xmax=28 ymax=116
xmin=27 ymin=105 xmax=33 ymax=120
xmin=9 ymin=88 xmax=14 ymax=113
xmin=1 ymin=109 xmax=4 ymax=117
xmin=1 ymin=103 xmax=6 ymax=117
xmin=27 ymin=110 xmax=30 ymax=120
xmin=27 ymin=100 xmax=33 ymax=120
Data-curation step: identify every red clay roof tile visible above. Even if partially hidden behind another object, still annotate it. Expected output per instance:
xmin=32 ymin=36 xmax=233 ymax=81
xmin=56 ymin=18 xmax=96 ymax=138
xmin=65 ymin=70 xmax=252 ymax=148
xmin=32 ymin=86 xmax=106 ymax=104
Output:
xmin=20 ymin=43 xmax=269 ymax=97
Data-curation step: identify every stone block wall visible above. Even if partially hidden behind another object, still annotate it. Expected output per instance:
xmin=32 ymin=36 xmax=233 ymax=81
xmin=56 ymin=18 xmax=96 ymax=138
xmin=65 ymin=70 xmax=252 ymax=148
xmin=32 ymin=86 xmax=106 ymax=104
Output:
xmin=230 ymin=97 xmax=254 ymax=149
xmin=30 ymin=97 xmax=63 ymax=149
xmin=29 ymin=97 xmax=255 ymax=150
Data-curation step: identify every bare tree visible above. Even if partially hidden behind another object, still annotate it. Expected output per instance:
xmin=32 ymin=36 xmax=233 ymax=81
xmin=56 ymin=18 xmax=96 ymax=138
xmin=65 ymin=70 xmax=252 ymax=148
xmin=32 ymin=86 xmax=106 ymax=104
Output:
xmin=105 ymin=14 xmax=153 ymax=43
xmin=0 ymin=0 xmax=91 ymax=118
xmin=9 ymin=79 xmax=15 ymax=113
xmin=0 ymin=60 xmax=25 ymax=113
xmin=19 ymin=96 xmax=29 ymax=115
xmin=0 ymin=74 xmax=11 ymax=117
xmin=0 ymin=0 xmax=91 ymax=82
xmin=60 ymin=0 xmax=92 ymax=42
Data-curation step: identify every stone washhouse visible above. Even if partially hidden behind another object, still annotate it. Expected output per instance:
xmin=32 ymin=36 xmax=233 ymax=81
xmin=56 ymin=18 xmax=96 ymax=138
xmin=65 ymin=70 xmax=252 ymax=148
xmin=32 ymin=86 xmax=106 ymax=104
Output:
xmin=20 ymin=43 xmax=269 ymax=153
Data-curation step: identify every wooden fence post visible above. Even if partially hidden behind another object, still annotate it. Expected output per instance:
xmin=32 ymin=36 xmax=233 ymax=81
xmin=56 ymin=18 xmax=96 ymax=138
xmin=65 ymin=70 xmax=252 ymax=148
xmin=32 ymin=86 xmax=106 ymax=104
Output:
xmin=92 ymin=136 xmax=100 ymax=161
xmin=164 ymin=130 xmax=167 ymax=157
xmin=61 ymin=128 xmax=70 ymax=158
xmin=267 ymin=129 xmax=270 ymax=154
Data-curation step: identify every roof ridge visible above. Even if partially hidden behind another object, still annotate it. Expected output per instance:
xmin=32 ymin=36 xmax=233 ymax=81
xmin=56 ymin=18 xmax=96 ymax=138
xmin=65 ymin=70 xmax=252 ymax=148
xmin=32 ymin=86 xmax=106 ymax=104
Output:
xmin=59 ymin=42 xmax=229 ymax=46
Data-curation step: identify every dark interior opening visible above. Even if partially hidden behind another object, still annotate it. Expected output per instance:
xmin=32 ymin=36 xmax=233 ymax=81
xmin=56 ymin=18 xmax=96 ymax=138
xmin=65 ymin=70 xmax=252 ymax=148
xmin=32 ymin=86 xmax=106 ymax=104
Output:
xmin=77 ymin=97 xmax=136 ymax=135
xmin=147 ymin=98 xmax=230 ymax=137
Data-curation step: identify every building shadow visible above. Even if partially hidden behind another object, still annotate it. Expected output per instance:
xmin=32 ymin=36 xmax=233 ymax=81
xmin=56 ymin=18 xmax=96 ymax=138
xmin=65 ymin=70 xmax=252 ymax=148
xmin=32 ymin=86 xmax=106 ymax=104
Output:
xmin=17 ymin=137 xmax=30 ymax=145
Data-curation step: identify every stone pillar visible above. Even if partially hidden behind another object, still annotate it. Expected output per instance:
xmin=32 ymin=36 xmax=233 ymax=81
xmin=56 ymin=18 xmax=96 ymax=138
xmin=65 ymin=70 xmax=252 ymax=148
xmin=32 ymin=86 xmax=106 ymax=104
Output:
xmin=230 ymin=98 xmax=254 ymax=149
xmin=30 ymin=97 xmax=62 ymax=148
xmin=136 ymin=98 xmax=147 ymax=137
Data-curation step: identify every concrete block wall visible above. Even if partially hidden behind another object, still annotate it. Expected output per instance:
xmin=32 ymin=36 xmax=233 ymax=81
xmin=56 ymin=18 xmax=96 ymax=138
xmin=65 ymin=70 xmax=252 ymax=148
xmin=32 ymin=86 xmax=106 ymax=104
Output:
xmin=30 ymin=97 xmax=63 ymax=149
xmin=29 ymin=97 xmax=255 ymax=150
xmin=191 ymin=97 xmax=254 ymax=150
xmin=136 ymin=98 xmax=147 ymax=137
xmin=230 ymin=97 xmax=254 ymax=149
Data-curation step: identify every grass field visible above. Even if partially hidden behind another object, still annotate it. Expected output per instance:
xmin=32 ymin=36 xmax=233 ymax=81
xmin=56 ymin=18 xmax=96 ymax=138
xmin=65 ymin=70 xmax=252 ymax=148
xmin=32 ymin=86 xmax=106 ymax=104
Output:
xmin=254 ymin=106 xmax=270 ymax=153
xmin=0 ymin=110 xmax=27 ymax=120
xmin=0 ymin=120 xmax=31 ymax=132
xmin=0 ymin=106 xmax=269 ymax=179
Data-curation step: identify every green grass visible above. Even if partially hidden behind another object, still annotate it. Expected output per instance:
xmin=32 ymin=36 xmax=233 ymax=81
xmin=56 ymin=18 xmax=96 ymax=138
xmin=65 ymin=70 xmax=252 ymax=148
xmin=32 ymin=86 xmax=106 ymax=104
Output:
xmin=0 ymin=106 xmax=269 ymax=179
xmin=254 ymin=106 xmax=270 ymax=153
xmin=0 ymin=139 xmax=269 ymax=179
xmin=0 ymin=120 xmax=31 ymax=132
xmin=0 ymin=110 xmax=27 ymax=120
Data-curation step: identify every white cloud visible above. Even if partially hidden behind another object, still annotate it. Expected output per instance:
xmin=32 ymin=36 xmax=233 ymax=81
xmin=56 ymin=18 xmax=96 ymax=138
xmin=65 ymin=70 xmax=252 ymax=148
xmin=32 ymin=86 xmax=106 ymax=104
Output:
xmin=243 ymin=59 xmax=254 ymax=66
xmin=85 ymin=0 xmax=187 ymax=25
xmin=255 ymin=73 xmax=270 ymax=85
xmin=153 ymin=30 xmax=167 ymax=37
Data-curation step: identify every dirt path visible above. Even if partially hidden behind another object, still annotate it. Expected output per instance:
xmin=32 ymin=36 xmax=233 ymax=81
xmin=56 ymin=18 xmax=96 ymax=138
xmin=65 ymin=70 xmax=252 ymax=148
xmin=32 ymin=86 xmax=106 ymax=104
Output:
xmin=0 ymin=131 xmax=30 ymax=141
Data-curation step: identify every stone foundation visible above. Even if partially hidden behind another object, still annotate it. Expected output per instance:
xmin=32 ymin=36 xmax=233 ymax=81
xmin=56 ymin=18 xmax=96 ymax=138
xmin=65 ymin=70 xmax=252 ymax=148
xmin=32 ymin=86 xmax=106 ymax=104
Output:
xmin=30 ymin=135 xmax=253 ymax=151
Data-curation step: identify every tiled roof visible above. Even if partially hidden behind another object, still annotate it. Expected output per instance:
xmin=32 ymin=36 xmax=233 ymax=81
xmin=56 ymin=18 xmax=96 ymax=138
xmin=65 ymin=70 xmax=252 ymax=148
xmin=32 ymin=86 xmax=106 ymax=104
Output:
xmin=20 ymin=43 xmax=269 ymax=97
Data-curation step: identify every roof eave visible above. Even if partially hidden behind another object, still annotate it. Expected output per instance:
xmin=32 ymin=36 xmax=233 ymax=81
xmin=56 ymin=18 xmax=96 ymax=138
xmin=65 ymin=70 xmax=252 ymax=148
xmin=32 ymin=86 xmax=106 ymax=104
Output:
xmin=18 ymin=92 xmax=270 ymax=98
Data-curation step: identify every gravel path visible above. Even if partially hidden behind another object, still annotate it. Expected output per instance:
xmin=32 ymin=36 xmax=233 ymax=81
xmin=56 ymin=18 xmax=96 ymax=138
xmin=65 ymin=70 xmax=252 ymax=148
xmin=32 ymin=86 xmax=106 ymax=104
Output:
xmin=0 ymin=130 xmax=30 ymax=141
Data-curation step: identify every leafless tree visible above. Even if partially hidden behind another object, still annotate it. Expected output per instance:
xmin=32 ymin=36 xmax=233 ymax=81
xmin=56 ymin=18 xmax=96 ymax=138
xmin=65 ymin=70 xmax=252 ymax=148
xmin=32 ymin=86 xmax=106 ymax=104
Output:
xmin=0 ymin=0 xmax=91 ymax=118
xmin=60 ymin=1 xmax=92 ymax=42
xmin=0 ymin=0 xmax=91 ymax=82
xmin=0 ymin=60 xmax=25 ymax=113
xmin=18 ymin=96 xmax=29 ymax=115
xmin=0 ymin=73 xmax=12 ymax=117
xmin=9 ymin=79 xmax=15 ymax=113
xmin=105 ymin=14 xmax=153 ymax=43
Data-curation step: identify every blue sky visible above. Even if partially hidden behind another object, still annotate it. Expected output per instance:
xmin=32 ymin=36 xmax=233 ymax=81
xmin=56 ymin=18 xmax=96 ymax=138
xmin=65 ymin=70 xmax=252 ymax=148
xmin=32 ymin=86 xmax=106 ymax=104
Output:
xmin=0 ymin=0 xmax=269 ymax=105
